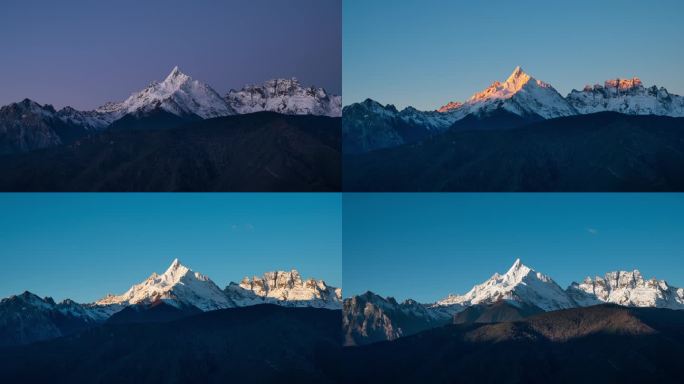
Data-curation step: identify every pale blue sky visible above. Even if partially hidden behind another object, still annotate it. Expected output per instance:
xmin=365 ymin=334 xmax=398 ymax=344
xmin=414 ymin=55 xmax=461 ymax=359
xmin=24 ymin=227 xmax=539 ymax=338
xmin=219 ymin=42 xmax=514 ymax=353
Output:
xmin=0 ymin=194 xmax=341 ymax=302
xmin=343 ymin=0 xmax=684 ymax=110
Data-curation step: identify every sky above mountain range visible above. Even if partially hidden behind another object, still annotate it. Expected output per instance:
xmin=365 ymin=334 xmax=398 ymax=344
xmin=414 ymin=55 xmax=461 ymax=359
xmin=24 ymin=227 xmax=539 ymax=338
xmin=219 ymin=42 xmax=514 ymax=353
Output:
xmin=343 ymin=0 xmax=684 ymax=110
xmin=343 ymin=194 xmax=684 ymax=303
xmin=0 ymin=0 xmax=341 ymax=110
xmin=0 ymin=194 xmax=341 ymax=303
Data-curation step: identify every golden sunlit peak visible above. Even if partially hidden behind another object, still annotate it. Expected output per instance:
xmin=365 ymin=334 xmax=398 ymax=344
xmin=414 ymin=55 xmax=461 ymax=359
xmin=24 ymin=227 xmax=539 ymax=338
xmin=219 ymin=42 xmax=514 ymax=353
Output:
xmin=604 ymin=77 xmax=643 ymax=90
xmin=505 ymin=66 xmax=531 ymax=85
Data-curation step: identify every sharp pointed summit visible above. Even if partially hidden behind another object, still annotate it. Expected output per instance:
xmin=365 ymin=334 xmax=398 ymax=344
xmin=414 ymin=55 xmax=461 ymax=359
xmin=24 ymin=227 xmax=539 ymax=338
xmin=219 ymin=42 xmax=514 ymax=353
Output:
xmin=502 ymin=66 xmax=534 ymax=92
xmin=506 ymin=66 xmax=526 ymax=80
xmin=167 ymin=257 xmax=182 ymax=270
xmin=163 ymin=66 xmax=191 ymax=85
xmin=506 ymin=257 xmax=525 ymax=273
xmin=510 ymin=65 xmax=524 ymax=76
xmin=167 ymin=65 xmax=182 ymax=77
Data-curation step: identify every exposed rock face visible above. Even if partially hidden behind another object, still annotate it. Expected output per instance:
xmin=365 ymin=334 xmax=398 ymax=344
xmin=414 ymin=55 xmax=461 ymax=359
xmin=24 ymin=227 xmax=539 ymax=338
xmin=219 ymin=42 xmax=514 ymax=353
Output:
xmin=233 ymin=269 xmax=342 ymax=309
xmin=342 ymin=291 xmax=451 ymax=346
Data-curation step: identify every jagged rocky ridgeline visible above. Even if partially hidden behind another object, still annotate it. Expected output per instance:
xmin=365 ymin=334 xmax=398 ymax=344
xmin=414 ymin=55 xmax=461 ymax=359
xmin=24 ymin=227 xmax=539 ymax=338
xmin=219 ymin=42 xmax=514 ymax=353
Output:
xmin=0 ymin=259 xmax=341 ymax=346
xmin=0 ymin=67 xmax=341 ymax=155
xmin=343 ymin=66 xmax=684 ymax=153
xmin=344 ymin=258 xmax=684 ymax=345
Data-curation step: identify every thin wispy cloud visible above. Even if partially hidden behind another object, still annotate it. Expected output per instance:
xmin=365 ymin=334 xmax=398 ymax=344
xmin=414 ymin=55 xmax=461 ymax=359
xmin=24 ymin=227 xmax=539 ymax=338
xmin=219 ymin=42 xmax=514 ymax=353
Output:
xmin=231 ymin=223 xmax=255 ymax=232
xmin=586 ymin=228 xmax=598 ymax=235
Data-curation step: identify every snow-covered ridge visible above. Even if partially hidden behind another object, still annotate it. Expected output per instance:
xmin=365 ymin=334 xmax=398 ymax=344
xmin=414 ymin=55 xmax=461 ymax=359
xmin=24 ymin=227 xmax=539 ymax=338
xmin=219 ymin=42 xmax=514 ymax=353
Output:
xmin=1 ymin=259 xmax=340 ymax=328
xmin=225 ymin=77 xmax=341 ymax=117
xmin=0 ymin=291 xmax=115 ymax=322
xmin=96 ymin=259 xmax=341 ymax=311
xmin=567 ymin=270 xmax=684 ymax=309
xmin=348 ymin=259 xmax=683 ymax=319
xmin=2 ymin=67 xmax=338 ymax=135
xmin=0 ymin=260 xmax=340 ymax=347
xmin=349 ymin=67 xmax=684 ymax=143
xmin=433 ymin=259 xmax=684 ymax=311
xmin=343 ymin=98 xmax=463 ymax=132
xmin=567 ymin=77 xmax=684 ymax=116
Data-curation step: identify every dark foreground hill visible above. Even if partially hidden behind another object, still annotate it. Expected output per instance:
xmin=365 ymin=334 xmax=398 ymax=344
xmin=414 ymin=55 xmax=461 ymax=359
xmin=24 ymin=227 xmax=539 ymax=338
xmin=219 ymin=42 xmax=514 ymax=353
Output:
xmin=0 ymin=112 xmax=341 ymax=191
xmin=0 ymin=305 xmax=342 ymax=383
xmin=344 ymin=112 xmax=684 ymax=191
xmin=329 ymin=305 xmax=684 ymax=383
xmin=4 ymin=304 xmax=684 ymax=383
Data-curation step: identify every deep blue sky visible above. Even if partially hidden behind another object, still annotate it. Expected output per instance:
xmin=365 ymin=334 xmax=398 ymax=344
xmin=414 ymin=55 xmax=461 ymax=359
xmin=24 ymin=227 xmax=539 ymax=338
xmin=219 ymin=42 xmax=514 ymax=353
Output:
xmin=343 ymin=0 xmax=684 ymax=110
xmin=343 ymin=194 xmax=684 ymax=303
xmin=0 ymin=194 xmax=341 ymax=303
xmin=0 ymin=0 xmax=341 ymax=110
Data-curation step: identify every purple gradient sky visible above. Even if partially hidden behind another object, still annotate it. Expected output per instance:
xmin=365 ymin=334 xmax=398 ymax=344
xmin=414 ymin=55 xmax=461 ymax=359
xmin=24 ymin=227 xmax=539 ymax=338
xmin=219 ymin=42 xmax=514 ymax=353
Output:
xmin=0 ymin=0 xmax=341 ymax=110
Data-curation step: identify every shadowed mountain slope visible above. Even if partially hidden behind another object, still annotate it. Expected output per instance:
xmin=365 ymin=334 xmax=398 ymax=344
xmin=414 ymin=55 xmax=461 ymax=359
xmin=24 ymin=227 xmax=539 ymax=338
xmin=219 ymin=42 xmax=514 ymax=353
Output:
xmin=0 ymin=112 xmax=340 ymax=191
xmin=344 ymin=112 xmax=684 ymax=191
xmin=0 ymin=305 xmax=342 ymax=383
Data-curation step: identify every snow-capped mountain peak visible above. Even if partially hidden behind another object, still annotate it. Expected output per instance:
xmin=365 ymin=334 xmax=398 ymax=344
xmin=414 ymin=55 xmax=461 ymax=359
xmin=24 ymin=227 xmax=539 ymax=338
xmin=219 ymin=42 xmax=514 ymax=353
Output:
xmin=435 ymin=66 xmax=578 ymax=120
xmin=95 ymin=66 xmax=235 ymax=119
xmin=435 ymin=259 xmax=576 ymax=311
xmin=95 ymin=259 xmax=233 ymax=311
xmin=467 ymin=66 xmax=547 ymax=102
